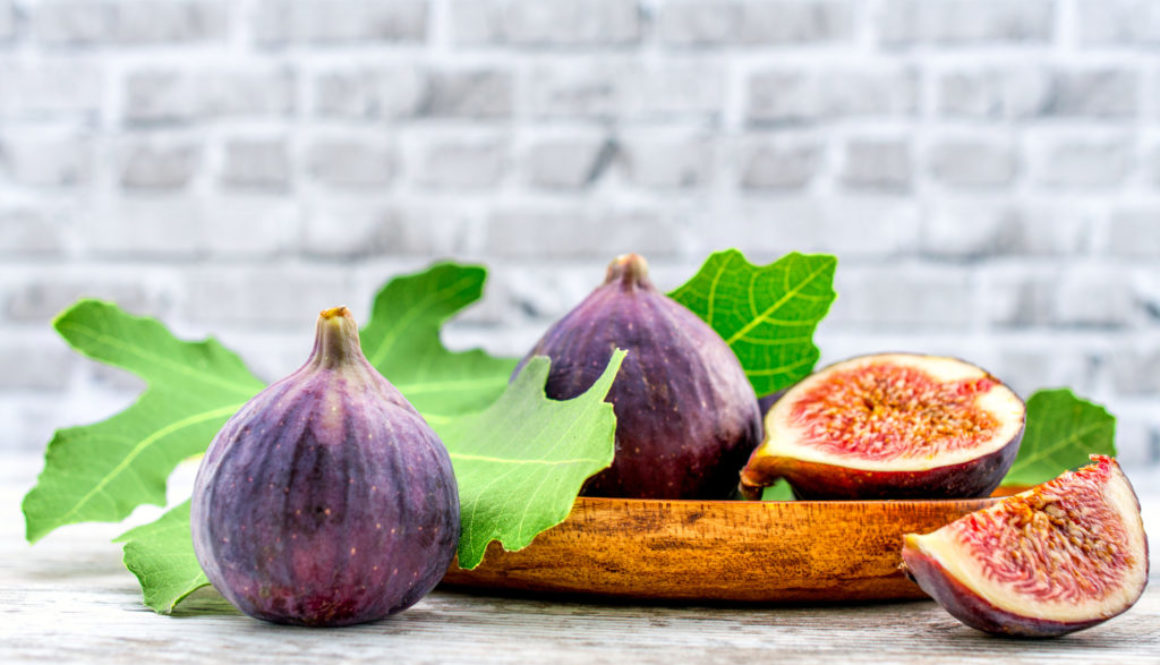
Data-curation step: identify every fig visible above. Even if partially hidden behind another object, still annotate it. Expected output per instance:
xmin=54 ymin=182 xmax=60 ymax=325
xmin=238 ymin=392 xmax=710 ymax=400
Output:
xmin=901 ymin=455 xmax=1149 ymax=637
xmin=515 ymin=253 xmax=762 ymax=499
xmin=740 ymin=353 xmax=1025 ymax=500
xmin=191 ymin=307 xmax=459 ymax=627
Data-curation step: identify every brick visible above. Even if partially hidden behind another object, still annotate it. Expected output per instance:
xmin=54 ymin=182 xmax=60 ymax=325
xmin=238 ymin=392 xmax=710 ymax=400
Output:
xmin=995 ymin=347 xmax=1099 ymax=398
xmin=422 ymin=69 xmax=513 ymax=119
xmin=416 ymin=138 xmax=506 ymax=189
xmin=1046 ymin=69 xmax=1139 ymax=118
xmin=840 ymin=138 xmax=911 ymax=191
xmin=119 ymin=140 xmax=201 ymax=190
xmin=529 ymin=60 xmax=723 ymax=120
xmin=124 ymin=68 xmax=296 ymax=125
xmin=525 ymin=134 xmax=612 ymax=189
xmin=827 ymin=266 xmax=974 ymax=330
xmin=1107 ymin=208 xmax=1160 ymax=258
xmin=1054 ymin=267 xmax=1134 ymax=327
xmin=0 ymin=60 xmax=104 ymax=119
xmin=307 ymin=137 xmax=395 ymax=188
xmin=485 ymin=207 xmax=685 ymax=258
xmin=451 ymin=0 xmax=640 ymax=46
xmin=923 ymin=202 xmax=1090 ymax=259
xmin=1033 ymin=136 xmax=1131 ymax=189
xmin=82 ymin=198 xmax=204 ymax=257
xmin=1076 ymin=0 xmax=1160 ymax=45
xmin=202 ymin=196 xmax=300 ymax=257
xmin=878 ymin=0 xmax=1054 ymax=46
xmin=6 ymin=279 xmax=151 ymax=323
xmin=748 ymin=68 xmax=917 ymax=125
xmin=983 ymin=270 xmax=1055 ymax=327
xmin=935 ymin=67 xmax=1051 ymax=119
xmin=33 ymin=1 xmax=229 ymax=46
xmin=253 ymin=0 xmax=428 ymax=45
xmin=312 ymin=66 xmax=425 ymax=119
xmin=0 ymin=135 xmax=92 ymax=187
xmin=658 ymin=1 xmax=854 ymax=46
xmin=0 ymin=209 xmax=65 ymax=255
xmin=617 ymin=134 xmax=713 ymax=189
xmin=0 ymin=341 xmax=74 ymax=390
xmin=1111 ymin=346 xmax=1160 ymax=395
xmin=695 ymin=198 xmax=921 ymax=257
xmin=183 ymin=266 xmax=352 ymax=327
xmin=221 ymin=138 xmax=291 ymax=190
xmin=738 ymin=137 xmax=823 ymax=190
xmin=926 ymin=138 xmax=1016 ymax=188
xmin=303 ymin=204 xmax=480 ymax=258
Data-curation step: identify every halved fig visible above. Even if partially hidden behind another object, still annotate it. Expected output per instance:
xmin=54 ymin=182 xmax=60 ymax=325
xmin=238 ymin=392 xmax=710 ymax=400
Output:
xmin=901 ymin=456 xmax=1149 ymax=637
xmin=740 ymin=353 xmax=1025 ymax=500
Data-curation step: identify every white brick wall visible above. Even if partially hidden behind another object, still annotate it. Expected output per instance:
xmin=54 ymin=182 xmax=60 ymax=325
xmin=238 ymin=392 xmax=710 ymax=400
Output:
xmin=1 ymin=0 xmax=1159 ymax=472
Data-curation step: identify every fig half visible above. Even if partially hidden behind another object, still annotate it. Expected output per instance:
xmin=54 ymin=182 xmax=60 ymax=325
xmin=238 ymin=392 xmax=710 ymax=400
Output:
xmin=740 ymin=353 xmax=1025 ymax=500
xmin=902 ymin=455 xmax=1149 ymax=637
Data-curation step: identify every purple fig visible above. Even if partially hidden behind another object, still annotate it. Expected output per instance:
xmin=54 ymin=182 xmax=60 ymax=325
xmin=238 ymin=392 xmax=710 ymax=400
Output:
xmin=516 ymin=253 xmax=762 ymax=499
xmin=191 ymin=307 xmax=459 ymax=627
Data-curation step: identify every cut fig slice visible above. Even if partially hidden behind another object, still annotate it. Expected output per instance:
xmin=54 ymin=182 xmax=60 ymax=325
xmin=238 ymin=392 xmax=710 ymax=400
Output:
xmin=740 ymin=353 xmax=1025 ymax=500
xmin=902 ymin=455 xmax=1149 ymax=637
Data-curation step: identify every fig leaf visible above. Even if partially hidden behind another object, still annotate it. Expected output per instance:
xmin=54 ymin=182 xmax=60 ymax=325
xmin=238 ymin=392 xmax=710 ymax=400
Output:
xmin=114 ymin=500 xmax=208 ymax=614
xmin=22 ymin=300 xmax=265 ymax=543
xmin=439 ymin=349 xmax=626 ymax=570
xmin=670 ymin=249 xmax=838 ymax=396
xmin=361 ymin=262 xmax=519 ymax=424
xmin=1001 ymin=389 xmax=1117 ymax=487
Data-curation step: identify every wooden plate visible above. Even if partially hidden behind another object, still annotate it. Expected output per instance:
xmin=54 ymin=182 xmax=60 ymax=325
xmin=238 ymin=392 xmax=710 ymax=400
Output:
xmin=442 ymin=495 xmax=1004 ymax=602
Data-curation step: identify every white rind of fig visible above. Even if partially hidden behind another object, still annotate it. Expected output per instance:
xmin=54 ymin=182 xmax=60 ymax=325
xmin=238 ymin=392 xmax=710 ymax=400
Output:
xmin=740 ymin=353 xmax=1026 ymax=500
xmin=902 ymin=455 xmax=1149 ymax=637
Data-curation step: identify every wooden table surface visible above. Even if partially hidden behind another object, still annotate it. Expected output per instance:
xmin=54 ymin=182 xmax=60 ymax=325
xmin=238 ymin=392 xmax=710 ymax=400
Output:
xmin=3 ymin=454 xmax=1158 ymax=665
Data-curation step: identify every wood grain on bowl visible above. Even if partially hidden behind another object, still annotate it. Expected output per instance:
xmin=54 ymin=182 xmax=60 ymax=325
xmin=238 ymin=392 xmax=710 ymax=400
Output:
xmin=442 ymin=495 xmax=1002 ymax=602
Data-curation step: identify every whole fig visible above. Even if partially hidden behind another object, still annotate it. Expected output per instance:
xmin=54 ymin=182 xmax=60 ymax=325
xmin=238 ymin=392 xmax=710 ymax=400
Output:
xmin=191 ymin=307 xmax=459 ymax=627
xmin=516 ymin=253 xmax=762 ymax=499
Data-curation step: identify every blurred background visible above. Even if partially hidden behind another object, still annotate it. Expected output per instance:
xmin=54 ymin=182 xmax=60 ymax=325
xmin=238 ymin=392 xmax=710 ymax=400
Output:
xmin=0 ymin=0 xmax=1158 ymax=474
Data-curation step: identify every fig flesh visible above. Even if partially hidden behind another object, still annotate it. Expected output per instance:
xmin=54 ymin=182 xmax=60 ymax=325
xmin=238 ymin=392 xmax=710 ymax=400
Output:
xmin=902 ymin=455 xmax=1149 ymax=637
xmin=740 ymin=353 xmax=1025 ymax=500
xmin=191 ymin=307 xmax=459 ymax=627
xmin=516 ymin=253 xmax=762 ymax=499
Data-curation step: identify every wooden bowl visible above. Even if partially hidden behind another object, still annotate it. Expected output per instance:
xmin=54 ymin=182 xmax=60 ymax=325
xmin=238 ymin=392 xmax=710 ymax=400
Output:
xmin=442 ymin=495 xmax=1005 ymax=602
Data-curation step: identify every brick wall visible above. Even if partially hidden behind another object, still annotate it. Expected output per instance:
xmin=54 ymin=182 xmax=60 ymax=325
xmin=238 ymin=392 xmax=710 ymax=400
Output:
xmin=1 ymin=1 xmax=1158 ymax=469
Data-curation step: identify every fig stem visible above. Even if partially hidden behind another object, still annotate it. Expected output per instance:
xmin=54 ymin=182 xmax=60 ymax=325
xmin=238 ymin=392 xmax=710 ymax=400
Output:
xmin=311 ymin=306 xmax=365 ymax=370
xmin=604 ymin=253 xmax=653 ymax=290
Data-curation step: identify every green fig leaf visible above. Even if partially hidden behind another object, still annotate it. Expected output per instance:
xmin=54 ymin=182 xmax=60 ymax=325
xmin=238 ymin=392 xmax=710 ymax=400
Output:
xmin=22 ymin=300 xmax=265 ymax=543
xmin=361 ymin=262 xmax=519 ymax=425
xmin=670 ymin=250 xmax=838 ymax=396
xmin=1001 ymin=389 xmax=1117 ymax=487
xmin=760 ymin=480 xmax=795 ymax=501
xmin=114 ymin=500 xmax=209 ymax=614
xmin=439 ymin=350 xmax=626 ymax=570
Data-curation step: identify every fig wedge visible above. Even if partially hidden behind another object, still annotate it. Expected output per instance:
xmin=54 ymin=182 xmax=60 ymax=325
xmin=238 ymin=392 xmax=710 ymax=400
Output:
xmin=902 ymin=455 xmax=1149 ymax=637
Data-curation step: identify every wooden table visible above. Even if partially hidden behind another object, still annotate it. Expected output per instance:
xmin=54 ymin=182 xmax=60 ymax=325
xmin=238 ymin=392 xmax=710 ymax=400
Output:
xmin=3 ymin=454 xmax=1158 ymax=664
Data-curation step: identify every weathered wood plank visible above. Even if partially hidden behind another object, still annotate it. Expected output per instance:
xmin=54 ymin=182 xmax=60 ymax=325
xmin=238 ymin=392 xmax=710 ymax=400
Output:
xmin=3 ymin=455 xmax=1158 ymax=665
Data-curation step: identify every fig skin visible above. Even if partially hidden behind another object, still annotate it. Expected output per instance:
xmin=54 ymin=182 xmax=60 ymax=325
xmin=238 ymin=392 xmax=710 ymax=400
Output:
xmin=901 ymin=544 xmax=1106 ymax=637
xmin=740 ymin=435 xmax=1020 ymax=501
xmin=515 ymin=253 xmax=762 ymax=500
xmin=740 ymin=353 xmax=1026 ymax=501
xmin=901 ymin=456 xmax=1149 ymax=638
xmin=191 ymin=307 xmax=459 ymax=627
